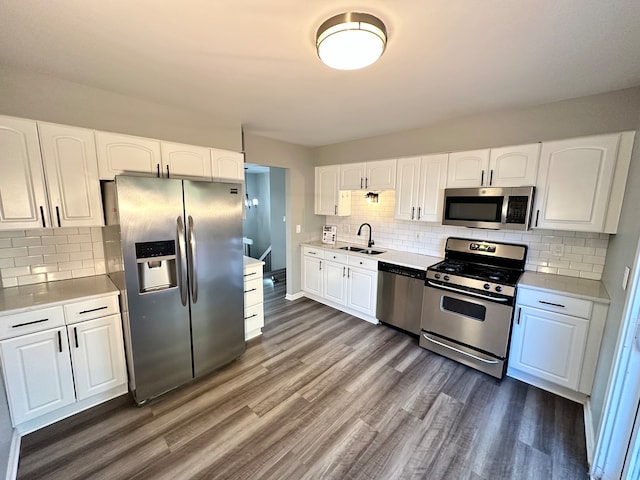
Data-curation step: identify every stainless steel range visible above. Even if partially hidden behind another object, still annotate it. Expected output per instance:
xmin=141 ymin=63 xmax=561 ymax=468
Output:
xmin=420 ymin=237 xmax=527 ymax=378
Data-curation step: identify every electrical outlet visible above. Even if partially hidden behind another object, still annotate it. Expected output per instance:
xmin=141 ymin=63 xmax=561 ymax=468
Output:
xmin=295 ymin=224 xmax=301 ymax=234
xmin=551 ymin=244 xmax=564 ymax=256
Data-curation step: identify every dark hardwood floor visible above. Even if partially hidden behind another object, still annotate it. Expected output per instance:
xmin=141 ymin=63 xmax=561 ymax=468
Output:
xmin=18 ymin=275 xmax=589 ymax=479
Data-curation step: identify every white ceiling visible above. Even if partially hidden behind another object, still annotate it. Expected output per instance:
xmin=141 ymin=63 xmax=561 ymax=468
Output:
xmin=1 ymin=1 xmax=640 ymax=147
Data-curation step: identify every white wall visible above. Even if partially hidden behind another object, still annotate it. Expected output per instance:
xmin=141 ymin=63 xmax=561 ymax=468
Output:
xmin=269 ymin=168 xmax=287 ymax=271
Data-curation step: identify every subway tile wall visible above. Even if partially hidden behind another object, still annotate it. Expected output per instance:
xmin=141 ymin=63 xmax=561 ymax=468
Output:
xmin=0 ymin=227 xmax=106 ymax=288
xmin=327 ymin=191 xmax=608 ymax=280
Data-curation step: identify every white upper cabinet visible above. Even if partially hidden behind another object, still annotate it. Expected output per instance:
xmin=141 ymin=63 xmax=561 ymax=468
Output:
xmin=38 ymin=123 xmax=104 ymax=227
xmin=212 ymin=149 xmax=244 ymax=182
xmin=488 ymin=143 xmax=540 ymax=187
xmin=340 ymin=159 xmax=396 ymax=190
xmin=446 ymin=149 xmax=490 ymax=188
xmin=96 ymin=131 xmax=162 ymax=179
xmin=395 ymin=154 xmax=448 ymax=222
xmin=161 ymin=142 xmax=212 ymax=180
xmin=533 ymin=132 xmax=634 ymax=233
xmin=315 ymin=166 xmax=351 ymax=216
xmin=0 ymin=116 xmax=50 ymax=230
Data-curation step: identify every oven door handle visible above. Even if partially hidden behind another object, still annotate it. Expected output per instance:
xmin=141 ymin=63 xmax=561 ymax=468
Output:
xmin=422 ymin=333 xmax=500 ymax=365
xmin=426 ymin=281 xmax=509 ymax=303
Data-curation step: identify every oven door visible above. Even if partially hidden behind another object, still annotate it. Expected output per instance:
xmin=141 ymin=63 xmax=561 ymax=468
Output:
xmin=420 ymin=283 xmax=514 ymax=378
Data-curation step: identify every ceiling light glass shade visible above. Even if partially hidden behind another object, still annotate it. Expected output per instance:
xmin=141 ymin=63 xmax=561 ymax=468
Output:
xmin=316 ymin=12 xmax=387 ymax=70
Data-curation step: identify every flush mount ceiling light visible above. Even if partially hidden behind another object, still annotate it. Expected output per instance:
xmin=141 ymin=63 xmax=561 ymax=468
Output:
xmin=316 ymin=12 xmax=387 ymax=70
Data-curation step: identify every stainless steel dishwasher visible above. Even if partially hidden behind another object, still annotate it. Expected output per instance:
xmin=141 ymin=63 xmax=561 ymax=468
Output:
xmin=376 ymin=261 xmax=426 ymax=335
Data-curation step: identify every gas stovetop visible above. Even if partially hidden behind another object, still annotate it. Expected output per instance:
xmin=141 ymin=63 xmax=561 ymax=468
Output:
xmin=426 ymin=237 xmax=528 ymax=298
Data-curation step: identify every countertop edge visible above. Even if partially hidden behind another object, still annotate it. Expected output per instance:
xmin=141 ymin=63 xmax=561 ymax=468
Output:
xmin=517 ymin=272 xmax=610 ymax=304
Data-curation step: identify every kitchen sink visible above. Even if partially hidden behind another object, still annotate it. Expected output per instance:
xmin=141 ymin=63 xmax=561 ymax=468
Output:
xmin=339 ymin=246 xmax=364 ymax=252
xmin=361 ymin=249 xmax=385 ymax=255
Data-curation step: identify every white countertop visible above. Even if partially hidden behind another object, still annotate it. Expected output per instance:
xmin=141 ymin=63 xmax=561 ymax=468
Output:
xmin=243 ymin=256 xmax=264 ymax=268
xmin=0 ymin=275 xmax=119 ymax=315
xmin=518 ymin=271 xmax=610 ymax=304
xmin=302 ymin=241 xmax=442 ymax=270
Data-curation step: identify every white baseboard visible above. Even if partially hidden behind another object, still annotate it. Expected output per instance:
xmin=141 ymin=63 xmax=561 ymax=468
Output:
xmin=584 ymin=398 xmax=596 ymax=469
xmin=6 ymin=430 xmax=19 ymax=480
xmin=285 ymin=292 xmax=304 ymax=301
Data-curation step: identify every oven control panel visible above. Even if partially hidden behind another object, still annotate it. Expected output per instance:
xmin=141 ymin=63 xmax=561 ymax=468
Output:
xmin=469 ymin=243 xmax=496 ymax=253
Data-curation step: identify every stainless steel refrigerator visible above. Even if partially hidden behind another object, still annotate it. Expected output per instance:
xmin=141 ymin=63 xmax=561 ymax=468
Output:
xmin=103 ymin=175 xmax=245 ymax=405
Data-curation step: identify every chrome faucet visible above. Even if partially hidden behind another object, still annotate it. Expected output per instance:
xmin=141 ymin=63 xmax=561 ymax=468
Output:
xmin=357 ymin=223 xmax=374 ymax=248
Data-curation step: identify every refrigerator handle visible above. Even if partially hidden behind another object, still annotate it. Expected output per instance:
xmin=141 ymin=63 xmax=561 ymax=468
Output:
xmin=176 ymin=216 xmax=188 ymax=306
xmin=187 ymin=215 xmax=198 ymax=304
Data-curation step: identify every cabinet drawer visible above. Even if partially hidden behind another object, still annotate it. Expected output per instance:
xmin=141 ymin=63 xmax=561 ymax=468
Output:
xmin=517 ymin=288 xmax=592 ymax=319
xmin=64 ymin=295 xmax=120 ymax=325
xmin=325 ymin=252 xmax=349 ymax=264
xmin=303 ymin=246 xmax=325 ymax=259
xmin=244 ymin=278 xmax=263 ymax=308
xmin=348 ymin=256 xmax=378 ymax=271
xmin=244 ymin=303 xmax=264 ymax=332
xmin=243 ymin=263 xmax=263 ymax=280
xmin=0 ymin=306 xmax=65 ymax=340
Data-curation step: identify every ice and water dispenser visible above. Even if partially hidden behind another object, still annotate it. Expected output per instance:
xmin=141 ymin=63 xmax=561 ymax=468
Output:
xmin=135 ymin=240 xmax=178 ymax=293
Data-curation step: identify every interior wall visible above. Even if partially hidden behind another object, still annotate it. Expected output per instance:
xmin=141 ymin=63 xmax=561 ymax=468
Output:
xmin=313 ymin=87 xmax=640 ymax=164
xmin=243 ymin=133 xmax=321 ymax=296
xmin=269 ymin=168 xmax=287 ymax=271
xmin=243 ymin=173 xmax=271 ymax=259
xmin=0 ymin=65 xmax=241 ymax=151
xmin=592 ymin=112 xmax=640 ymax=439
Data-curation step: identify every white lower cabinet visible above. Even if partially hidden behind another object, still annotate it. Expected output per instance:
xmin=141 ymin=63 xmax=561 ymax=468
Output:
xmin=302 ymin=246 xmax=378 ymax=323
xmin=0 ymin=294 xmax=127 ymax=431
xmin=1 ymin=327 xmax=76 ymax=425
xmin=244 ymin=259 xmax=265 ymax=340
xmin=508 ymin=284 xmax=608 ymax=401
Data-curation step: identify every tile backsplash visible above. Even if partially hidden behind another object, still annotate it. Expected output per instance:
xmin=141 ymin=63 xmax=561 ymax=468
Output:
xmin=0 ymin=227 xmax=106 ymax=288
xmin=327 ymin=191 xmax=608 ymax=281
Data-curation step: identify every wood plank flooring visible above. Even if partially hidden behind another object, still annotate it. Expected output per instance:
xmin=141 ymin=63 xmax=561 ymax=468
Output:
xmin=17 ymin=276 xmax=589 ymax=479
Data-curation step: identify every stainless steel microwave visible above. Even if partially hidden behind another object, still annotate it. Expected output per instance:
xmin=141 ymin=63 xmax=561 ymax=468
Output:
xmin=442 ymin=186 xmax=535 ymax=230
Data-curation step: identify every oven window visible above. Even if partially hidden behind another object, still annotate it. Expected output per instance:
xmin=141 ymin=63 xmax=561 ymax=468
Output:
xmin=442 ymin=296 xmax=486 ymax=321
xmin=446 ymin=196 xmax=503 ymax=222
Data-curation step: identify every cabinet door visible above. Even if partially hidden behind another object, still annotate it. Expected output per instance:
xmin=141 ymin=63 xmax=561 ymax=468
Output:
xmin=69 ymin=315 xmax=127 ymax=401
xmin=446 ymin=149 xmax=490 ymax=188
xmin=366 ymin=159 xmax=396 ymax=190
xmin=347 ymin=266 xmax=377 ymax=316
xmin=339 ymin=163 xmax=366 ymax=189
xmin=302 ymin=255 xmax=323 ymax=296
xmin=212 ymin=149 xmax=244 ymax=182
xmin=510 ymin=306 xmax=589 ymax=390
xmin=533 ymin=134 xmax=620 ymax=232
xmin=394 ymin=157 xmax=421 ymax=220
xmin=324 ymin=260 xmax=347 ymax=305
xmin=0 ymin=327 xmax=75 ymax=425
xmin=315 ymin=166 xmax=339 ymax=215
xmin=38 ymin=123 xmax=104 ymax=227
xmin=0 ymin=115 xmax=50 ymax=230
xmin=488 ymin=143 xmax=540 ymax=187
xmin=96 ymin=131 xmax=161 ymax=180
xmin=161 ymin=142 xmax=212 ymax=180
xmin=417 ymin=154 xmax=448 ymax=222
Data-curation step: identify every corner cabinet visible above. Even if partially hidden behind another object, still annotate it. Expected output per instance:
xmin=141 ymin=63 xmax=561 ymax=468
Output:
xmin=314 ymin=166 xmax=351 ymax=216
xmin=0 ymin=116 xmax=104 ymax=230
xmin=508 ymin=285 xmax=608 ymax=401
xmin=0 ymin=293 xmax=127 ymax=432
xmin=395 ymin=154 xmax=448 ymax=222
xmin=301 ymin=245 xmax=378 ymax=323
xmin=532 ymin=132 xmax=634 ymax=233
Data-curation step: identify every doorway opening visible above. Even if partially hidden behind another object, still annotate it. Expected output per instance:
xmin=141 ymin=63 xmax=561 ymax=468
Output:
xmin=243 ymin=163 xmax=287 ymax=294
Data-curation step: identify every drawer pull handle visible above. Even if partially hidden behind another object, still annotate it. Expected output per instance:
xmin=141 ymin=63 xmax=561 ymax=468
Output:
xmin=244 ymin=314 xmax=258 ymax=320
xmin=244 ymin=288 xmax=257 ymax=293
xmin=308 ymin=251 xmax=317 ymax=255
xmin=74 ymin=327 xmax=79 ymax=348
xmin=243 ymin=272 xmax=257 ymax=277
xmin=79 ymin=306 xmax=108 ymax=315
xmin=57 ymin=331 xmax=62 ymax=353
xmin=12 ymin=318 xmax=48 ymax=328
xmin=539 ymin=300 xmax=565 ymax=308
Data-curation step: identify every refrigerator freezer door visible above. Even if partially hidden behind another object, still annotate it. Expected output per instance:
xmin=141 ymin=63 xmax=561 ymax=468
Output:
xmin=116 ymin=176 xmax=193 ymax=403
xmin=184 ymin=180 xmax=245 ymax=377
